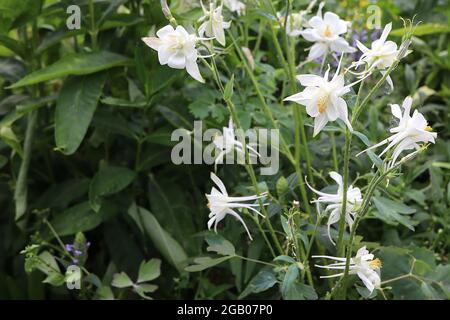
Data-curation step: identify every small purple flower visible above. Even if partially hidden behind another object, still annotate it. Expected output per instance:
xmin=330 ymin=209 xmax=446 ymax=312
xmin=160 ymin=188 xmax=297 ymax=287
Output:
xmin=74 ymin=250 xmax=83 ymax=256
xmin=313 ymin=56 xmax=325 ymax=65
xmin=371 ymin=28 xmax=382 ymax=41
xmin=86 ymin=242 xmax=91 ymax=248
xmin=72 ymin=259 xmax=79 ymax=264
xmin=65 ymin=244 xmax=74 ymax=252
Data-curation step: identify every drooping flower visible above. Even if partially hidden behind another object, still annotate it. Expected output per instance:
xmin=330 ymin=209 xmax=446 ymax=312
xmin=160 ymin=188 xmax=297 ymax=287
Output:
xmin=142 ymin=25 xmax=204 ymax=82
xmin=206 ymin=172 xmax=267 ymax=240
xmin=223 ymin=0 xmax=245 ymax=15
xmin=213 ymin=117 xmax=259 ymax=171
xmin=300 ymin=11 xmax=355 ymax=60
xmin=306 ymin=172 xmax=362 ymax=244
xmin=284 ymin=59 xmax=353 ymax=136
xmin=199 ymin=1 xmax=231 ymax=46
xmin=357 ymin=96 xmax=437 ymax=167
xmin=312 ymin=246 xmax=382 ymax=293
xmin=353 ymin=23 xmax=399 ymax=89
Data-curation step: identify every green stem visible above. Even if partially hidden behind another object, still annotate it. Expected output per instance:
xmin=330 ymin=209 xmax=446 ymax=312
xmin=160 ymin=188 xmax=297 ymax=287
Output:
xmin=234 ymin=255 xmax=278 ymax=268
xmin=335 ymin=130 xmax=351 ymax=258
xmin=88 ymin=0 xmax=98 ymax=50
xmin=228 ymin=31 xmax=311 ymax=215
xmin=331 ymin=132 xmax=338 ymax=172
xmin=209 ymin=54 xmax=283 ymax=256
xmin=281 ymin=1 xmax=313 ymax=182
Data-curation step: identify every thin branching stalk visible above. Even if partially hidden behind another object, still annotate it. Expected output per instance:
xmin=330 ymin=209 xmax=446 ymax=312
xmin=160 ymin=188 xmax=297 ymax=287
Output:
xmin=228 ymin=31 xmax=312 ymax=215
xmin=208 ymin=52 xmax=284 ymax=256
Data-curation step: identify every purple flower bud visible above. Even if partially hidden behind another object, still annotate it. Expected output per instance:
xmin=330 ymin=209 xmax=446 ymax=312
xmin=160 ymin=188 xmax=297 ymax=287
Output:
xmin=65 ymin=244 xmax=74 ymax=252
xmin=74 ymin=250 xmax=83 ymax=256
xmin=72 ymin=259 xmax=79 ymax=264
xmin=86 ymin=242 xmax=91 ymax=248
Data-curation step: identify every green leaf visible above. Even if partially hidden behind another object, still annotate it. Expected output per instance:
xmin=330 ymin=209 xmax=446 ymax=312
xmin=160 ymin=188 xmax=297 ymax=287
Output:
xmin=205 ymin=234 xmax=236 ymax=256
xmin=111 ymin=272 xmax=133 ymax=288
xmin=391 ymin=24 xmax=450 ymax=37
xmin=8 ymin=51 xmax=130 ymax=88
xmin=133 ymin=284 xmax=158 ymax=300
xmin=137 ymin=259 xmax=161 ymax=283
xmin=276 ymin=176 xmax=289 ymax=197
xmin=96 ymin=286 xmax=115 ymax=300
xmin=46 ymin=202 xmax=107 ymax=238
xmin=0 ymin=125 xmax=23 ymax=157
xmin=372 ymin=196 xmax=417 ymax=231
xmin=281 ymin=264 xmax=299 ymax=297
xmin=128 ymin=204 xmax=188 ymax=273
xmin=239 ymin=270 xmax=277 ymax=299
xmin=283 ymin=283 xmax=318 ymax=300
xmin=37 ymin=251 xmax=60 ymax=275
xmin=185 ymin=256 xmax=232 ymax=272
xmin=55 ymin=72 xmax=106 ymax=155
xmin=0 ymin=35 xmax=25 ymax=57
xmin=89 ymin=165 xmax=136 ymax=212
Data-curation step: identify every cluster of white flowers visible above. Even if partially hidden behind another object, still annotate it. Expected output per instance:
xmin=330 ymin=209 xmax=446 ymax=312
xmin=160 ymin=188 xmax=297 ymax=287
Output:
xmin=142 ymin=1 xmax=236 ymax=82
xmin=145 ymin=2 xmax=437 ymax=296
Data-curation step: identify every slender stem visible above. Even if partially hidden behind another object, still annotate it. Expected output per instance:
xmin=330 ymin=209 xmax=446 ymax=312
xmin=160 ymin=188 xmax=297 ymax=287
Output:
xmin=234 ymin=255 xmax=278 ymax=268
xmin=88 ymin=0 xmax=98 ymax=50
xmin=331 ymin=132 xmax=338 ymax=172
xmin=252 ymin=215 xmax=276 ymax=257
xmin=335 ymin=130 xmax=351 ymax=257
xmin=281 ymin=1 xmax=313 ymax=182
xmin=209 ymin=54 xmax=284 ymax=255
xmin=229 ymin=32 xmax=311 ymax=214
xmin=351 ymin=62 xmax=398 ymax=124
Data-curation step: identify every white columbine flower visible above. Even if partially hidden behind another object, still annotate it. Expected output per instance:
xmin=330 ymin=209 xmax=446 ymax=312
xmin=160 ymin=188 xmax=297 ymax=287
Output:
xmin=223 ymin=0 xmax=245 ymax=15
xmin=199 ymin=1 xmax=231 ymax=46
xmin=213 ymin=117 xmax=259 ymax=170
xmin=306 ymin=172 xmax=362 ymax=244
xmin=142 ymin=25 xmax=204 ymax=82
xmin=300 ymin=11 xmax=355 ymax=60
xmin=354 ymin=23 xmax=399 ymax=90
xmin=284 ymin=60 xmax=353 ymax=136
xmin=312 ymin=246 xmax=382 ymax=293
xmin=206 ymin=172 xmax=267 ymax=240
xmin=357 ymin=96 xmax=437 ymax=167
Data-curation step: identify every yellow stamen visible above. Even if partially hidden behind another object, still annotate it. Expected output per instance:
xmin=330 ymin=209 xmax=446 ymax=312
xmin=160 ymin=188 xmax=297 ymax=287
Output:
xmin=369 ymin=258 xmax=382 ymax=268
xmin=324 ymin=25 xmax=332 ymax=38
xmin=207 ymin=202 xmax=211 ymax=208
xmin=317 ymin=94 xmax=329 ymax=114
xmin=424 ymin=126 xmax=433 ymax=132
